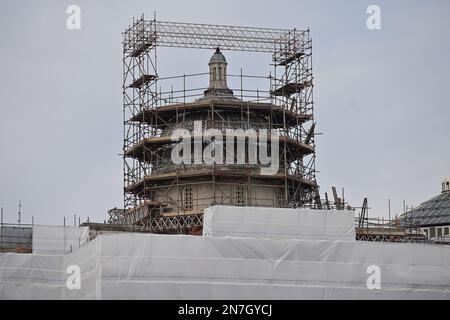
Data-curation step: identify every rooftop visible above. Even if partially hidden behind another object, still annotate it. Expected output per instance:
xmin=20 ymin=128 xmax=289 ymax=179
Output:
xmin=402 ymin=190 xmax=450 ymax=227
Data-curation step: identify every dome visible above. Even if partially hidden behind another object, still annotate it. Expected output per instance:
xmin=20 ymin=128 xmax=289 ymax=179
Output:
xmin=209 ymin=47 xmax=227 ymax=65
xmin=155 ymin=109 xmax=277 ymax=174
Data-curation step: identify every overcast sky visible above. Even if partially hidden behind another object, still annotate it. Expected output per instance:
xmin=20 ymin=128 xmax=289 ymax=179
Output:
xmin=0 ymin=0 xmax=449 ymax=225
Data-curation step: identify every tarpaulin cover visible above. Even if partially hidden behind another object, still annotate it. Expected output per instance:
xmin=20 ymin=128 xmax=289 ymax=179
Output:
xmin=0 ymin=207 xmax=449 ymax=300
xmin=203 ymin=206 xmax=356 ymax=241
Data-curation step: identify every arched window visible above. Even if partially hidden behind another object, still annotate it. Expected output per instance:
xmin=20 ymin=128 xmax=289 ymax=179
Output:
xmin=443 ymin=181 xmax=450 ymax=192
xmin=183 ymin=186 xmax=194 ymax=211
xmin=235 ymin=185 xmax=247 ymax=206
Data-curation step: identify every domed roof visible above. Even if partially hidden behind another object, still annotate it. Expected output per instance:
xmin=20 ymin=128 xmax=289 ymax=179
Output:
xmin=209 ymin=47 xmax=227 ymax=64
xmin=401 ymin=190 xmax=450 ymax=227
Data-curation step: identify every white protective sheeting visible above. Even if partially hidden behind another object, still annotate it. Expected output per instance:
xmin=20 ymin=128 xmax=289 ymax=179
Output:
xmin=98 ymin=233 xmax=450 ymax=300
xmin=32 ymin=225 xmax=89 ymax=255
xmin=0 ymin=253 xmax=65 ymax=299
xmin=203 ymin=206 xmax=356 ymax=241
xmin=1 ymin=206 xmax=449 ymax=300
xmin=0 ymin=238 xmax=101 ymax=300
xmin=63 ymin=238 xmax=102 ymax=300
xmin=1 ymin=232 xmax=449 ymax=299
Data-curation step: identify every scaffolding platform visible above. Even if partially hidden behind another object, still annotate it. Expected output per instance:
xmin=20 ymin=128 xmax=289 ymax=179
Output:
xmin=124 ymin=135 xmax=314 ymax=162
xmin=128 ymin=74 xmax=157 ymax=88
xmin=130 ymin=36 xmax=156 ymax=57
xmin=125 ymin=169 xmax=317 ymax=194
xmin=130 ymin=100 xmax=312 ymax=128
xmin=271 ymin=80 xmax=313 ymax=96
xmin=276 ymin=52 xmax=305 ymax=66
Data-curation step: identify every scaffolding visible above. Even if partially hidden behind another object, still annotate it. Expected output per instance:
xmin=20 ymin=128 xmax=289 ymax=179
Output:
xmin=118 ymin=15 xmax=319 ymax=233
xmin=0 ymin=223 xmax=33 ymax=253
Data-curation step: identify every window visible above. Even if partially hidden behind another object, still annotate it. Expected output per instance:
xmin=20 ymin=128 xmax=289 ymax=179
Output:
xmin=430 ymin=227 xmax=436 ymax=238
xmin=211 ymin=67 xmax=216 ymax=82
xmin=183 ymin=186 xmax=193 ymax=211
xmin=235 ymin=185 xmax=247 ymax=206
xmin=438 ymin=228 xmax=442 ymax=237
xmin=218 ymin=67 xmax=222 ymax=80
xmin=444 ymin=227 xmax=449 ymax=236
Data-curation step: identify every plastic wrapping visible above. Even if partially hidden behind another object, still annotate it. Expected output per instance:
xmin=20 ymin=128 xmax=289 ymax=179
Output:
xmin=1 ymin=207 xmax=449 ymax=300
xmin=203 ymin=206 xmax=356 ymax=241
xmin=98 ymin=233 xmax=450 ymax=299
xmin=1 ymin=232 xmax=449 ymax=299
xmin=32 ymin=225 xmax=89 ymax=255
xmin=0 ymin=252 xmax=65 ymax=299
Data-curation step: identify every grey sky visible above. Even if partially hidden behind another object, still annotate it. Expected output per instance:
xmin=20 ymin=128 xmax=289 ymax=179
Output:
xmin=0 ymin=0 xmax=449 ymax=225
